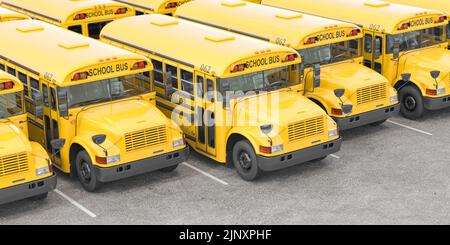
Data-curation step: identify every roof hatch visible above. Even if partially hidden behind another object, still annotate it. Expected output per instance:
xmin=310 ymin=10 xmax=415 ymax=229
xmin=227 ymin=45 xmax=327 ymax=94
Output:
xmin=221 ymin=0 xmax=246 ymax=8
xmin=364 ymin=0 xmax=391 ymax=8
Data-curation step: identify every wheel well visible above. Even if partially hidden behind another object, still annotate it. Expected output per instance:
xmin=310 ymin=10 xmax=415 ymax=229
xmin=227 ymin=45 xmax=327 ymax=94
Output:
xmin=69 ymin=143 xmax=84 ymax=177
xmin=394 ymin=80 xmax=418 ymax=92
xmin=309 ymin=98 xmax=327 ymax=113
xmin=226 ymin=133 xmax=247 ymax=166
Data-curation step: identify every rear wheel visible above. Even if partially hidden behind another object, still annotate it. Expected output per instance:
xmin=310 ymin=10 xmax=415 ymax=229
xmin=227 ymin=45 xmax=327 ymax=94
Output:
xmin=75 ymin=150 xmax=103 ymax=192
xmin=232 ymin=140 xmax=261 ymax=181
xmin=28 ymin=193 xmax=48 ymax=201
xmin=399 ymin=86 xmax=425 ymax=119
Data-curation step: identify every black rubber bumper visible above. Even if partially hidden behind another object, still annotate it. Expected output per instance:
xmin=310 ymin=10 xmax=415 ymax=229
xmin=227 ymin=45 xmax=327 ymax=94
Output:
xmin=256 ymin=137 xmax=342 ymax=172
xmin=0 ymin=173 xmax=57 ymax=205
xmin=424 ymin=95 xmax=450 ymax=110
xmin=94 ymin=147 xmax=189 ymax=182
xmin=333 ymin=104 xmax=400 ymax=131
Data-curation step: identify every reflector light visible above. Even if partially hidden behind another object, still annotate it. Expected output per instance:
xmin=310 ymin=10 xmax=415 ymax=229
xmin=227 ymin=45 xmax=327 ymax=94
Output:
xmin=349 ymin=29 xmax=361 ymax=36
xmin=132 ymin=61 xmax=147 ymax=70
xmin=259 ymin=146 xmax=272 ymax=154
xmin=304 ymin=37 xmax=318 ymax=45
xmin=231 ymin=63 xmax=246 ymax=73
xmin=437 ymin=16 xmax=447 ymax=23
xmin=398 ymin=23 xmax=410 ymax=30
xmin=331 ymin=108 xmax=343 ymax=115
xmin=115 ymin=8 xmax=128 ymax=15
xmin=72 ymin=72 xmax=89 ymax=81
xmin=0 ymin=81 xmax=14 ymax=90
xmin=426 ymin=89 xmax=437 ymax=96
xmin=74 ymin=13 xmax=87 ymax=20
xmin=165 ymin=2 xmax=178 ymax=9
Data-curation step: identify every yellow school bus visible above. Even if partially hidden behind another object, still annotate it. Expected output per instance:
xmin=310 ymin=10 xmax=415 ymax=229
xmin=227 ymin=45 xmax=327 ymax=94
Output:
xmin=0 ymin=0 xmax=134 ymax=39
xmin=175 ymin=0 xmax=400 ymax=130
xmin=100 ymin=14 xmax=342 ymax=181
xmin=0 ymin=71 xmax=56 ymax=205
xmin=260 ymin=0 xmax=450 ymax=120
xmin=0 ymin=20 xmax=187 ymax=192
xmin=0 ymin=6 xmax=29 ymax=21
xmin=386 ymin=0 xmax=450 ymax=49
xmin=112 ymin=0 xmax=191 ymax=15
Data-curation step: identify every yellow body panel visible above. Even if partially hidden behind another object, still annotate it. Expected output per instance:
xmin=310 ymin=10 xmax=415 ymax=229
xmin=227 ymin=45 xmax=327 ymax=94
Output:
xmin=386 ymin=0 xmax=450 ymax=48
xmin=0 ymin=20 xmax=185 ymax=178
xmin=1 ymin=0 xmax=135 ymax=38
xmin=259 ymin=0 xmax=450 ymax=109
xmin=175 ymin=0 xmax=398 ymax=122
xmin=100 ymin=14 xmax=339 ymax=164
xmin=0 ymin=71 xmax=52 ymax=191
xmin=112 ymin=0 xmax=191 ymax=14
xmin=0 ymin=6 xmax=29 ymax=22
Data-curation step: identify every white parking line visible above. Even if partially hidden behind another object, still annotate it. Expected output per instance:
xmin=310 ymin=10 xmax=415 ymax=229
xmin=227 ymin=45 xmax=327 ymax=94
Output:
xmin=182 ymin=162 xmax=229 ymax=186
xmin=54 ymin=189 xmax=97 ymax=218
xmin=386 ymin=120 xmax=433 ymax=136
xmin=330 ymin=154 xmax=340 ymax=159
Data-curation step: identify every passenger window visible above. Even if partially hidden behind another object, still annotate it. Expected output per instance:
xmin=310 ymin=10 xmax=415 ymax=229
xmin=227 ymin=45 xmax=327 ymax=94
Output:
xmin=196 ymin=75 xmax=204 ymax=98
xmin=30 ymin=77 xmax=40 ymax=100
xmin=375 ymin=36 xmax=383 ymax=58
xmin=18 ymin=72 xmax=29 ymax=97
xmin=206 ymin=79 xmax=214 ymax=101
xmin=68 ymin=25 xmax=82 ymax=34
xmin=165 ymin=63 xmax=178 ymax=89
xmin=42 ymin=84 xmax=49 ymax=106
xmin=364 ymin=34 xmax=373 ymax=53
xmin=0 ymin=63 xmax=4 ymax=71
xmin=447 ymin=22 xmax=450 ymax=39
xmin=88 ymin=21 xmax=111 ymax=39
xmin=7 ymin=66 xmax=16 ymax=76
xmin=180 ymin=69 xmax=193 ymax=95
xmin=50 ymin=87 xmax=57 ymax=110
xmin=136 ymin=11 xmax=145 ymax=15
xmin=152 ymin=59 xmax=163 ymax=84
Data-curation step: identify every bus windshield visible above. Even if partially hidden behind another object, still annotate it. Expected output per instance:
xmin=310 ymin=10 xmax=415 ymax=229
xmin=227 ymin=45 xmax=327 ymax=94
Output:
xmin=299 ymin=39 xmax=361 ymax=67
xmin=60 ymin=73 xmax=151 ymax=108
xmin=0 ymin=92 xmax=23 ymax=119
xmin=218 ymin=66 xmax=299 ymax=94
xmin=387 ymin=26 xmax=445 ymax=53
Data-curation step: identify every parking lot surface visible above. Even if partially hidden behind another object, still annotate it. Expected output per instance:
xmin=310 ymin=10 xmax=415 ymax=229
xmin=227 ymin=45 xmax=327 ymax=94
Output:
xmin=1 ymin=108 xmax=450 ymax=225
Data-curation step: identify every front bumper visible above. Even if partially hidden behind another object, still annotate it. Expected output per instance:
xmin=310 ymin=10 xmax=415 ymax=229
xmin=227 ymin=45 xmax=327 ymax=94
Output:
xmin=256 ymin=137 xmax=342 ymax=172
xmin=424 ymin=95 xmax=450 ymax=110
xmin=333 ymin=104 xmax=400 ymax=130
xmin=0 ymin=173 xmax=57 ymax=205
xmin=94 ymin=147 xmax=189 ymax=182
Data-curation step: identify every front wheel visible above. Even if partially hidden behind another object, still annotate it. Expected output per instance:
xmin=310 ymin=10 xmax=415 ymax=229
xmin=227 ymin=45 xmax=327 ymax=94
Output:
xmin=232 ymin=140 xmax=261 ymax=181
xmin=75 ymin=150 xmax=103 ymax=192
xmin=399 ymin=86 xmax=425 ymax=120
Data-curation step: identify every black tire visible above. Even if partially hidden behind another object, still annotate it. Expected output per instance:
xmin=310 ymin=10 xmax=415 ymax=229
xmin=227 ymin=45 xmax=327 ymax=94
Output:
xmin=28 ymin=193 xmax=48 ymax=201
xmin=311 ymin=155 xmax=328 ymax=162
xmin=159 ymin=164 xmax=178 ymax=172
xmin=75 ymin=150 xmax=103 ymax=192
xmin=399 ymin=86 xmax=425 ymax=119
xmin=370 ymin=119 xmax=387 ymax=126
xmin=232 ymin=140 xmax=261 ymax=181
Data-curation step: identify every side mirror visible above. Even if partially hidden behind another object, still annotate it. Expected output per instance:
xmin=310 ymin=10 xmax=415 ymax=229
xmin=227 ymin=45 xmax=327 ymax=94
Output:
xmin=334 ymin=88 xmax=345 ymax=98
xmin=164 ymin=72 xmax=173 ymax=97
xmin=50 ymin=139 xmax=66 ymax=150
xmin=401 ymin=73 xmax=411 ymax=82
xmin=58 ymin=91 xmax=69 ymax=118
xmin=393 ymin=38 xmax=400 ymax=59
xmin=342 ymin=104 xmax=353 ymax=114
xmin=92 ymin=134 xmax=106 ymax=145
xmin=313 ymin=63 xmax=320 ymax=88
xmin=430 ymin=70 xmax=440 ymax=79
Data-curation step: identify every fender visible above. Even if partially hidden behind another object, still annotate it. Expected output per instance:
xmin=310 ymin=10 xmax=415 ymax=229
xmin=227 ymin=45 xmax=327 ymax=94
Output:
xmin=226 ymin=129 xmax=260 ymax=152
xmin=394 ymin=76 xmax=427 ymax=96
xmin=306 ymin=88 xmax=348 ymax=114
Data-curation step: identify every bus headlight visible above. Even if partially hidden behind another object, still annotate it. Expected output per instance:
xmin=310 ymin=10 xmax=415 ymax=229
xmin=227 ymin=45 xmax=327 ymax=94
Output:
xmin=437 ymin=88 xmax=446 ymax=96
xmin=173 ymin=138 xmax=185 ymax=148
xmin=271 ymin=144 xmax=284 ymax=154
xmin=36 ymin=166 xmax=50 ymax=176
xmin=328 ymin=129 xmax=338 ymax=138
xmin=390 ymin=95 xmax=398 ymax=103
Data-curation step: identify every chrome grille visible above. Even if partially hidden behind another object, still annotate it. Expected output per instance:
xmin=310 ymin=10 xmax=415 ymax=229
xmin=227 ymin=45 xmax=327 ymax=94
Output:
xmin=0 ymin=152 xmax=29 ymax=177
xmin=288 ymin=116 xmax=324 ymax=142
xmin=357 ymin=83 xmax=387 ymax=105
xmin=124 ymin=126 xmax=167 ymax=152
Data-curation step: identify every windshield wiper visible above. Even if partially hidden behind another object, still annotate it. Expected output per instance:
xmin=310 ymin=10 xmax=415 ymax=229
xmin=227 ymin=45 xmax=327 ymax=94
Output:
xmin=72 ymin=97 xmax=111 ymax=108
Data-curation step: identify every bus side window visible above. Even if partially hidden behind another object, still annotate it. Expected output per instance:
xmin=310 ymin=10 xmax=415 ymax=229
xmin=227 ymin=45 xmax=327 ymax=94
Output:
xmin=7 ymin=66 xmax=16 ymax=76
xmin=152 ymin=59 xmax=164 ymax=85
xmin=364 ymin=34 xmax=373 ymax=53
xmin=206 ymin=79 xmax=215 ymax=101
xmin=165 ymin=63 xmax=179 ymax=90
xmin=68 ymin=25 xmax=82 ymax=34
xmin=50 ymin=87 xmax=57 ymax=111
xmin=18 ymin=72 xmax=29 ymax=97
xmin=196 ymin=75 xmax=204 ymax=98
xmin=180 ymin=69 xmax=194 ymax=95
xmin=0 ymin=63 xmax=4 ymax=71
xmin=374 ymin=36 xmax=383 ymax=58
xmin=136 ymin=11 xmax=144 ymax=15
xmin=42 ymin=84 xmax=49 ymax=106
xmin=30 ymin=77 xmax=40 ymax=99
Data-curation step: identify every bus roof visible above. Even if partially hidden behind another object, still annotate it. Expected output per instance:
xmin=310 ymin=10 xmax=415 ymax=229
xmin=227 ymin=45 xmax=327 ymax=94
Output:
xmin=100 ymin=14 xmax=300 ymax=77
xmin=387 ymin=0 xmax=450 ymax=16
xmin=175 ymin=0 xmax=362 ymax=50
xmin=0 ymin=20 xmax=149 ymax=86
xmin=0 ymin=6 xmax=29 ymax=21
xmin=113 ymin=0 xmax=190 ymax=13
xmin=0 ymin=70 xmax=24 ymax=94
xmin=262 ymin=0 xmax=446 ymax=34
xmin=1 ymin=0 xmax=131 ymax=24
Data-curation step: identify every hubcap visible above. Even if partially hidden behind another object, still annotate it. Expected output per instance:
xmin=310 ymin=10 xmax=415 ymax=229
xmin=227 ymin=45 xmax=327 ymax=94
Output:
xmin=404 ymin=95 xmax=417 ymax=111
xmin=239 ymin=151 xmax=252 ymax=170
xmin=80 ymin=161 xmax=91 ymax=181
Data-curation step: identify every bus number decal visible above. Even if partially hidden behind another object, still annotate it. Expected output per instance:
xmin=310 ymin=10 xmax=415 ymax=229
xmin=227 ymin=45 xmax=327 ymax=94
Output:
xmin=200 ymin=64 xmax=211 ymax=73
xmin=275 ymin=38 xmax=287 ymax=46
xmin=369 ymin=24 xmax=381 ymax=31
xmin=44 ymin=72 xmax=53 ymax=80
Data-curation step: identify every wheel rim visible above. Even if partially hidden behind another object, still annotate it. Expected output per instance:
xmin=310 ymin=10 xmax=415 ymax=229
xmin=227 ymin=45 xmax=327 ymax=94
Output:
xmin=238 ymin=151 xmax=252 ymax=170
xmin=80 ymin=161 xmax=92 ymax=181
xmin=404 ymin=95 xmax=417 ymax=112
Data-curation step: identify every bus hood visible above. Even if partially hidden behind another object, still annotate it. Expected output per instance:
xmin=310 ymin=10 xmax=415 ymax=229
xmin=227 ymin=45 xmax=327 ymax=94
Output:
xmin=76 ymin=99 xmax=169 ymax=141
xmin=233 ymin=90 xmax=326 ymax=127
xmin=0 ymin=123 xmax=31 ymax=156
xmin=401 ymin=48 xmax=450 ymax=80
